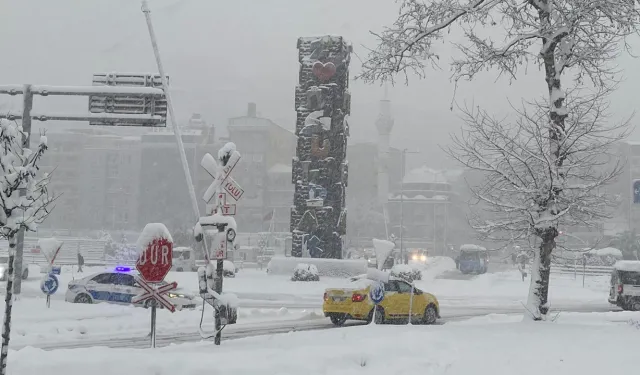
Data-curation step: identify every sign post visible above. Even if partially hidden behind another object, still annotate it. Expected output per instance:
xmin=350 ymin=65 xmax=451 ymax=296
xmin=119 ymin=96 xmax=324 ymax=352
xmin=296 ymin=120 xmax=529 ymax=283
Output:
xmin=39 ymin=274 xmax=59 ymax=309
xmin=368 ymin=282 xmax=385 ymax=325
xmin=196 ymin=142 xmax=242 ymax=345
xmin=134 ymin=224 xmax=175 ymax=348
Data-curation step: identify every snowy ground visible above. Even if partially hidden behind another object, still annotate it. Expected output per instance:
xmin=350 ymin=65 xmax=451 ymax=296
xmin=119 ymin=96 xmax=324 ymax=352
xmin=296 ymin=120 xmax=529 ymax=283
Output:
xmin=9 ymin=311 xmax=640 ymax=375
xmin=2 ymin=258 xmax=615 ymax=348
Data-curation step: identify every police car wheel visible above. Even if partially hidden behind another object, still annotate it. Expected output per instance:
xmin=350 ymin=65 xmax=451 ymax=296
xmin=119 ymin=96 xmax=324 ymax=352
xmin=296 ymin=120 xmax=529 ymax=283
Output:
xmin=74 ymin=294 xmax=92 ymax=304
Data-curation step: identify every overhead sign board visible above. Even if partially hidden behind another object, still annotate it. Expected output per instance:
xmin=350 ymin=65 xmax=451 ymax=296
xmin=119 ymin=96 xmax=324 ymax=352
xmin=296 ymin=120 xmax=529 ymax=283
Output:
xmin=89 ymin=72 xmax=168 ymax=127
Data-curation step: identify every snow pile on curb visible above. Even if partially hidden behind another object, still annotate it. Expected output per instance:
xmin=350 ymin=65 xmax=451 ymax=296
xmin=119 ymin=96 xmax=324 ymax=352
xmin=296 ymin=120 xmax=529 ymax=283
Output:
xmin=267 ymin=256 xmax=367 ymax=278
xmin=9 ymin=312 xmax=639 ymax=375
xmin=420 ymin=256 xmax=457 ymax=279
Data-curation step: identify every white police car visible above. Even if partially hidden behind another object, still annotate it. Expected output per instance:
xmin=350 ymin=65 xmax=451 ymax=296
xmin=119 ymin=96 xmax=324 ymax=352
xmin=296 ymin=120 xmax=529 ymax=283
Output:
xmin=65 ymin=267 xmax=197 ymax=310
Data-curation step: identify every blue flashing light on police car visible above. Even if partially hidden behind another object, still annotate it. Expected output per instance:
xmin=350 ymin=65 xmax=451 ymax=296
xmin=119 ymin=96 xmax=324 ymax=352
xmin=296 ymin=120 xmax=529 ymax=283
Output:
xmin=114 ymin=266 xmax=132 ymax=273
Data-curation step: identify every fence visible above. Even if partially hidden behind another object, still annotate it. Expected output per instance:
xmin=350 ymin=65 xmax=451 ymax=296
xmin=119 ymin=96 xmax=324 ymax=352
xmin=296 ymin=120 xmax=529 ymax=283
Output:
xmin=0 ymin=238 xmax=108 ymax=266
xmin=551 ymin=263 xmax=613 ymax=276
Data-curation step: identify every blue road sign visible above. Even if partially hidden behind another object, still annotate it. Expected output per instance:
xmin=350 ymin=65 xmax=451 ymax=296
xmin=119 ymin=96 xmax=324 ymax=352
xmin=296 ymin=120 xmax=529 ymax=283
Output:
xmin=634 ymin=180 xmax=640 ymax=204
xmin=40 ymin=274 xmax=59 ymax=295
xmin=369 ymin=282 xmax=385 ymax=304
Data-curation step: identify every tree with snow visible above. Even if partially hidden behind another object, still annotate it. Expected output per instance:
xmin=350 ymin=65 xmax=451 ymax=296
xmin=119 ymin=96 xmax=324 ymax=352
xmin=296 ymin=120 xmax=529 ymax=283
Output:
xmin=448 ymin=87 xmax=627 ymax=318
xmin=0 ymin=120 xmax=52 ymax=373
xmin=359 ymin=0 xmax=640 ymax=320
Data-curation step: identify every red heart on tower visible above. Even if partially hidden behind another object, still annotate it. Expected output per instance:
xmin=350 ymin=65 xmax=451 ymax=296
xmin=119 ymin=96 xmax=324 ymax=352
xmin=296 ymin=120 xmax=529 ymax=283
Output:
xmin=312 ymin=61 xmax=336 ymax=81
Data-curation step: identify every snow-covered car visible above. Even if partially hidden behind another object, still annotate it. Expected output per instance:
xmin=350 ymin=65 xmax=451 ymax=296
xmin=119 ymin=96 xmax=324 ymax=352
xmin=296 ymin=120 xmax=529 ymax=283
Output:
xmin=0 ymin=256 xmax=29 ymax=280
xmin=65 ymin=269 xmax=197 ymax=310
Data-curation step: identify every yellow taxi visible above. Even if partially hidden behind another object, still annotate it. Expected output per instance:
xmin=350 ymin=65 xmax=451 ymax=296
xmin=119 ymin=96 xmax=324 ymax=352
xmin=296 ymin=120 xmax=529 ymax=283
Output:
xmin=322 ymin=276 xmax=440 ymax=326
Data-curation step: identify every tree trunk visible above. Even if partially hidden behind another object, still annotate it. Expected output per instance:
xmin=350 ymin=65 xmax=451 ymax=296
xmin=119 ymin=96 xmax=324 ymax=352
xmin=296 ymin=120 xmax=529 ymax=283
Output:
xmin=526 ymin=228 xmax=556 ymax=320
xmin=0 ymin=237 xmax=16 ymax=375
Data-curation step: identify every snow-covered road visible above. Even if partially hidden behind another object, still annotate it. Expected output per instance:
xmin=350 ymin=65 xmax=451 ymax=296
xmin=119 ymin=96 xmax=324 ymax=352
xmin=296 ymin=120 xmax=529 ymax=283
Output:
xmin=19 ymin=302 xmax=618 ymax=350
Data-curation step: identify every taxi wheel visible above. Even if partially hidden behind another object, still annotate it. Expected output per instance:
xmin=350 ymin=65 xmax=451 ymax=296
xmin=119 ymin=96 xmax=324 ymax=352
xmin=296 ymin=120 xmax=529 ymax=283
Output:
xmin=329 ymin=314 xmax=347 ymax=326
xmin=423 ymin=305 xmax=438 ymax=325
xmin=74 ymin=294 xmax=92 ymax=304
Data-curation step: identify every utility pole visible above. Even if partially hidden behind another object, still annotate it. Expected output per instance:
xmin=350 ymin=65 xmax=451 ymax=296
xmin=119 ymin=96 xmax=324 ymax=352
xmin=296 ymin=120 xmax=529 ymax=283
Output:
xmin=398 ymin=148 xmax=419 ymax=264
xmin=13 ymin=85 xmax=33 ymax=294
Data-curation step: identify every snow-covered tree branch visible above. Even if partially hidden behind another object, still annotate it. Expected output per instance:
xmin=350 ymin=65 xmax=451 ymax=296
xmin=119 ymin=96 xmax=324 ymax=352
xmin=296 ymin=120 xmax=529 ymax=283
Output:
xmin=360 ymin=0 xmax=640 ymax=322
xmin=0 ymin=118 xmax=54 ymax=374
xmin=447 ymin=86 xmax=628 ymax=319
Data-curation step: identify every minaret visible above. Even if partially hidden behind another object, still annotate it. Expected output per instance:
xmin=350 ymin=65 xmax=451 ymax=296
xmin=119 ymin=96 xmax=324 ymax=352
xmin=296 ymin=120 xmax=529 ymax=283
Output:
xmin=375 ymin=88 xmax=394 ymax=206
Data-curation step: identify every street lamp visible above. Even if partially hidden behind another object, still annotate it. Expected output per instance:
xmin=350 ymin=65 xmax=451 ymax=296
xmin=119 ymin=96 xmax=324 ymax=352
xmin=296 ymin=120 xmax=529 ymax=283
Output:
xmin=398 ymin=148 xmax=419 ymax=264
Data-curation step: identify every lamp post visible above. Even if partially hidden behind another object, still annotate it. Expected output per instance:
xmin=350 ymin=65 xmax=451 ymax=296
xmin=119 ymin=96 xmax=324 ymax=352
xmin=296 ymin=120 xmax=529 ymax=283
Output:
xmin=398 ymin=148 xmax=419 ymax=264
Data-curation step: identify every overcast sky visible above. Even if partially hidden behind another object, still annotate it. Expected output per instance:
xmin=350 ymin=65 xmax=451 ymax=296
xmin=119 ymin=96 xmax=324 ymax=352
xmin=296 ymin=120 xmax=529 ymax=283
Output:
xmin=1 ymin=0 xmax=640 ymax=169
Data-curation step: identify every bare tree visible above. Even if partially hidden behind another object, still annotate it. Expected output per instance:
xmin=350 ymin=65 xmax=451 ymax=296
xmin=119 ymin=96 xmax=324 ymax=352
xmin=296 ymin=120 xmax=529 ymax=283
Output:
xmin=0 ymin=120 xmax=53 ymax=375
xmin=448 ymin=87 xmax=628 ymax=318
xmin=359 ymin=0 xmax=639 ymax=320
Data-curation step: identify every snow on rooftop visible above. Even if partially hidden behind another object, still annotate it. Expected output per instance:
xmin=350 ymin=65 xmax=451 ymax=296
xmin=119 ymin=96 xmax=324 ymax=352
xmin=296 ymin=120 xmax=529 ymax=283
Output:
xmin=402 ymin=166 xmax=464 ymax=184
xmin=588 ymin=247 xmax=623 ymax=258
xmin=614 ymin=260 xmax=640 ymax=272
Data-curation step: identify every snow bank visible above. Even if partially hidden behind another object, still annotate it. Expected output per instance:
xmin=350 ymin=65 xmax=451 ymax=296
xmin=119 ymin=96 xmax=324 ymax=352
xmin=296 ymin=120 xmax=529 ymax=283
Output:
xmin=372 ymin=238 xmax=394 ymax=270
xmin=614 ymin=260 xmax=640 ymax=272
xmin=9 ymin=312 xmax=640 ymax=375
xmin=588 ymin=247 xmax=623 ymax=258
xmin=135 ymin=223 xmax=173 ymax=255
xmin=366 ymin=268 xmax=390 ymax=283
xmin=267 ymin=256 xmax=367 ymax=278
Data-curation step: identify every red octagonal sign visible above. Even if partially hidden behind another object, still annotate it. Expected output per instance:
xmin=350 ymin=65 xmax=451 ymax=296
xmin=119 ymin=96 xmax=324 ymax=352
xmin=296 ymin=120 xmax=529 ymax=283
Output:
xmin=136 ymin=237 xmax=173 ymax=283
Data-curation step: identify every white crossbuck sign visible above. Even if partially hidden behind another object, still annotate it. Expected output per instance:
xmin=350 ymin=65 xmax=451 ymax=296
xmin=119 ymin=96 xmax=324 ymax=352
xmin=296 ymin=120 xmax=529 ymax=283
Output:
xmin=201 ymin=152 xmax=244 ymax=206
xmin=131 ymin=277 xmax=177 ymax=312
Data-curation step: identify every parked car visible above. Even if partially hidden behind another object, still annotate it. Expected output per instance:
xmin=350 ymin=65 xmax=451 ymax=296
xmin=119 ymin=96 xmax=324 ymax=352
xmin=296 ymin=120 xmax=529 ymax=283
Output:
xmin=65 ymin=269 xmax=197 ymax=310
xmin=322 ymin=275 xmax=440 ymax=326
xmin=608 ymin=260 xmax=640 ymax=311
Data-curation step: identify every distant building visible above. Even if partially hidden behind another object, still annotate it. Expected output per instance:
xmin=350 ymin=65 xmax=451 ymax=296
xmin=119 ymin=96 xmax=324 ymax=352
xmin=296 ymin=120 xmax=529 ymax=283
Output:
xmin=137 ymin=117 xmax=216 ymax=232
xmin=226 ymin=103 xmax=296 ymax=232
xmin=388 ymin=166 xmax=467 ymax=254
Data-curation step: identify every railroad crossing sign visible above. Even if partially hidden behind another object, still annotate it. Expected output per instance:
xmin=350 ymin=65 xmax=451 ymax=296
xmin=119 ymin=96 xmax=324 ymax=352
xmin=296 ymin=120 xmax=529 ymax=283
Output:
xmin=214 ymin=193 xmax=236 ymax=216
xmin=201 ymin=151 xmax=243 ymax=205
xmin=131 ymin=277 xmax=177 ymax=313
xmin=136 ymin=236 xmax=173 ymax=283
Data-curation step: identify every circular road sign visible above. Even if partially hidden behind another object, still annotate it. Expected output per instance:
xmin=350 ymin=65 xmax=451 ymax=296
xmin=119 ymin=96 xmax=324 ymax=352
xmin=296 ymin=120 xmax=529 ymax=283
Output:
xmin=40 ymin=274 xmax=59 ymax=295
xmin=369 ymin=281 xmax=385 ymax=304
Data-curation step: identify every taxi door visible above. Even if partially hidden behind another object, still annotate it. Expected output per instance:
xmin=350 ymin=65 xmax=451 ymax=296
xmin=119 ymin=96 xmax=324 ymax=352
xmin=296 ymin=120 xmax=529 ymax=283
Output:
xmin=380 ymin=281 xmax=405 ymax=318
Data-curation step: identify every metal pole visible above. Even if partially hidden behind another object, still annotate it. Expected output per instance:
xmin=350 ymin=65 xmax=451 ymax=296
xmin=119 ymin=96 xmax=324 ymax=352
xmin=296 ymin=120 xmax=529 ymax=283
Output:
xmin=13 ymin=84 xmax=33 ymax=296
xmin=400 ymin=149 xmax=405 ymax=264
xmin=443 ymin=203 xmax=448 ymax=256
xmin=0 ymin=238 xmax=17 ymax=375
xmin=215 ymin=256 xmax=223 ymax=345
xmin=46 ymin=295 xmax=50 ymax=308
xmin=433 ymin=203 xmax=437 ymax=255
xmin=140 ymin=0 xmax=207 ymax=255
xmin=408 ymin=283 xmax=414 ymax=325
xmin=150 ymin=301 xmax=157 ymax=348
